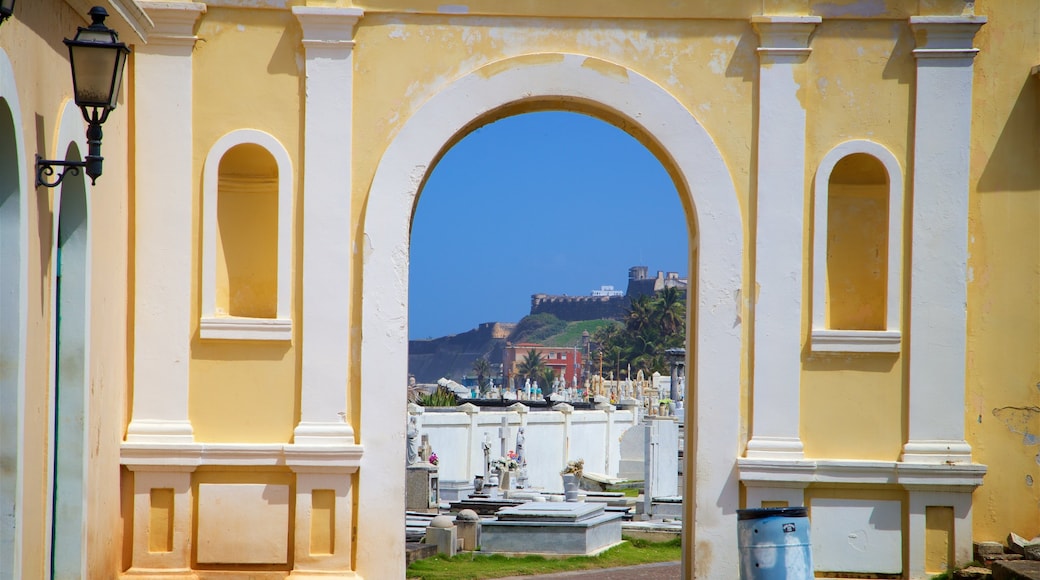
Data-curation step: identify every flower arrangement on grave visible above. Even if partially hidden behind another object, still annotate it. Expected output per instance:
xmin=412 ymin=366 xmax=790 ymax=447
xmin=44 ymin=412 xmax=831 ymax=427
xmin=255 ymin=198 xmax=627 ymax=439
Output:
xmin=428 ymin=452 xmax=438 ymax=466
xmin=560 ymin=458 xmax=584 ymax=478
xmin=494 ymin=452 xmax=519 ymax=472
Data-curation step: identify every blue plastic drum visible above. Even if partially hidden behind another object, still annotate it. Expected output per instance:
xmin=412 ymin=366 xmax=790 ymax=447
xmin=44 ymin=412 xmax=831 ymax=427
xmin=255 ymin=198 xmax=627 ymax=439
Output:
xmin=737 ymin=507 xmax=814 ymax=580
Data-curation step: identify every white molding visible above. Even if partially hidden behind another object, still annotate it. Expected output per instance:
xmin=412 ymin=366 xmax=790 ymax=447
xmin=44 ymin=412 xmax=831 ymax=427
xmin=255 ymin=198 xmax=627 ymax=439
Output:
xmin=910 ymin=16 xmax=986 ymax=59
xmin=139 ymin=1 xmax=205 ymax=46
xmin=745 ymin=15 xmax=819 ymax=461
xmin=811 ymin=140 xmax=904 ymax=353
xmin=199 ymin=317 xmax=292 ymax=341
xmin=903 ymin=15 xmax=984 ymax=465
xmin=738 ymin=458 xmax=986 ymax=489
xmin=121 ymin=442 xmax=364 ymax=472
xmin=810 ymin=330 xmax=901 ymax=353
xmin=293 ymin=6 xmax=363 ymax=47
xmin=0 ymin=48 xmax=28 ymax=580
xmin=200 ymin=129 xmax=294 ymax=338
xmin=751 ymin=16 xmax=821 ymax=58
xmin=360 ymin=53 xmax=744 ymax=580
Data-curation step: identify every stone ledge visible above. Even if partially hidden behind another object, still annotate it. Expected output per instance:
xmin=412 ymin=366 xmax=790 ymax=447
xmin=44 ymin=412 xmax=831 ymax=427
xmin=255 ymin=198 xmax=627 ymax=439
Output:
xmin=994 ymin=560 xmax=1040 ymax=580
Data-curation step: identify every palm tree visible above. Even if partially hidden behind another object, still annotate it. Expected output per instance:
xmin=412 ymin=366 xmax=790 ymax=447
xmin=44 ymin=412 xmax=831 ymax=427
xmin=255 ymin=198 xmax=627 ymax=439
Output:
xmin=540 ymin=367 xmax=557 ymax=395
xmin=516 ymin=350 xmax=545 ymax=387
xmin=656 ymin=286 xmax=686 ymax=337
xmin=472 ymin=357 xmax=492 ymax=393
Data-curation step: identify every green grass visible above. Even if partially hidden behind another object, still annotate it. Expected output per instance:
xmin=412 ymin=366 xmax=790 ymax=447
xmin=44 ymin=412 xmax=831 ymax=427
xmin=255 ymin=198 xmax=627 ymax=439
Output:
xmin=542 ymin=320 xmax=621 ymax=347
xmin=406 ymin=537 xmax=680 ymax=580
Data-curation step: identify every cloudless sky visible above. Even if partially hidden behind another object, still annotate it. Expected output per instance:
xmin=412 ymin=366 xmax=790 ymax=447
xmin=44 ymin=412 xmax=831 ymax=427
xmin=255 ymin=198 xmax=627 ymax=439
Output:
xmin=409 ymin=111 xmax=688 ymax=340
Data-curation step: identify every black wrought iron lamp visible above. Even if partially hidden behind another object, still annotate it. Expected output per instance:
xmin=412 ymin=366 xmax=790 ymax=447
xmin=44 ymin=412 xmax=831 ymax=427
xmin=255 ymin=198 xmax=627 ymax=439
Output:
xmin=0 ymin=0 xmax=14 ymax=27
xmin=36 ymin=6 xmax=130 ymax=188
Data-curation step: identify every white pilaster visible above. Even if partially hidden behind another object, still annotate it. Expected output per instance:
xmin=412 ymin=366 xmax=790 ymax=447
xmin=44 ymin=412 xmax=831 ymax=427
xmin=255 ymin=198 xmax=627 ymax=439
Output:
xmin=292 ymin=7 xmax=364 ymax=446
xmin=124 ymin=1 xmax=205 ymax=445
xmin=902 ymin=15 xmax=985 ymax=464
xmin=746 ymin=15 xmax=819 ymax=460
xmin=906 ymin=489 xmax=974 ymax=579
xmin=124 ymin=469 xmax=196 ymax=578
xmin=286 ymin=454 xmax=361 ymax=579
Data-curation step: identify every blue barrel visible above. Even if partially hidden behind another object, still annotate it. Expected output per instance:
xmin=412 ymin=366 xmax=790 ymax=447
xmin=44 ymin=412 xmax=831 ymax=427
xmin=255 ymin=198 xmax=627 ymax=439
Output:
xmin=737 ymin=507 xmax=813 ymax=580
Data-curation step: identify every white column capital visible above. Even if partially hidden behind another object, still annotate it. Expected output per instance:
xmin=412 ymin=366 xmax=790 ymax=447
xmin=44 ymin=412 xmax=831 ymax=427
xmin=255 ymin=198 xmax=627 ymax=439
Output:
xmin=910 ymin=15 xmax=986 ymax=58
xmin=292 ymin=6 xmax=363 ymax=49
xmin=140 ymin=1 xmax=206 ymax=47
xmin=752 ymin=15 xmax=821 ymax=58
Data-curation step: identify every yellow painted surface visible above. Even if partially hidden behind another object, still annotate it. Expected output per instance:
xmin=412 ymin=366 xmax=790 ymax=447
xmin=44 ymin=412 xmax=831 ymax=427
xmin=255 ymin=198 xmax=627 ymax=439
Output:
xmin=965 ymin=0 xmax=1040 ymax=542
xmin=311 ymin=489 xmax=336 ymax=555
xmin=190 ymin=7 xmax=302 ymax=443
xmin=149 ymin=488 xmax=175 ymax=553
xmin=801 ymin=356 xmax=904 ymax=460
xmin=925 ymin=505 xmax=954 ymax=574
xmin=826 ymin=182 xmax=888 ymax=330
xmin=0 ymin=1 xmax=131 ymax=577
xmin=216 ymin=144 xmax=279 ymax=318
xmin=189 ymin=341 xmax=298 ymax=442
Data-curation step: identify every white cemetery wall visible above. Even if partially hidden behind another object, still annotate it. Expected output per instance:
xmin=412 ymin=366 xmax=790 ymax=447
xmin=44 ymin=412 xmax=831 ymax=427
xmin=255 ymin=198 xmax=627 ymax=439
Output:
xmin=417 ymin=408 xmax=636 ymax=491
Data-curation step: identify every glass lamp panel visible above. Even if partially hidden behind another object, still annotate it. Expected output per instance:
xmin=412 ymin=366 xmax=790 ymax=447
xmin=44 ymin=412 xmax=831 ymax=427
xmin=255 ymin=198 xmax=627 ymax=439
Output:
xmin=69 ymin=43 xmax=120 ymax=108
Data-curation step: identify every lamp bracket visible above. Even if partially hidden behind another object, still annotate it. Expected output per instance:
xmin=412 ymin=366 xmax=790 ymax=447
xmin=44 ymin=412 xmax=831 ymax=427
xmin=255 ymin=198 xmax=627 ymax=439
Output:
xmin=36 ymin=155 xmax=87 ymax=189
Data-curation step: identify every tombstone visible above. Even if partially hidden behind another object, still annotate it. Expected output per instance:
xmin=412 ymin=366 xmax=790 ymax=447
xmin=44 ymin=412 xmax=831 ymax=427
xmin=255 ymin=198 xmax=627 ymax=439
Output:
xmin=618 ymin=425 xmax=645 ymax=480
xmin=481 ymin=502 xmax=623 ymax=556
xmin=455 ymin=509 xmax=481 ymax=551
xmin=498 ymin=416 xmax=511 ymax=460
xmin=425 ymin=515 xmax=457 ymax=557
xmin=643 ymin=417 xmax=679 ymax=517
xmin=406 ymin=462 xmax=439 ymax=513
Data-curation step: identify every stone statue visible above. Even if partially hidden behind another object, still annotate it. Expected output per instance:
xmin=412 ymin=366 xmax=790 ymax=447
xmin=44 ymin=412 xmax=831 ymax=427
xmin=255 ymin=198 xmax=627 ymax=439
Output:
xmin=406 ymin=416 xmax=420 ymax=466
xmin=482 ymin=432 xmax=492 ymax=477
xmin=515 ymin=426 xmax=526 ymax=468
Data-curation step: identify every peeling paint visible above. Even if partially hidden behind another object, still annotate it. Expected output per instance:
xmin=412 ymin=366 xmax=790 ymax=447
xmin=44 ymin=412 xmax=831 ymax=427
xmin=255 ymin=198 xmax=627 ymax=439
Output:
xmin=476 ymin=53 xmax=566 ymax=79
xmin=437 ymin=4 xmax=469 ymax=14
xmin=581 ymin=57 xmax=629 ymax=83
xmin=993 ymin=406 xmax=1040 ymax=445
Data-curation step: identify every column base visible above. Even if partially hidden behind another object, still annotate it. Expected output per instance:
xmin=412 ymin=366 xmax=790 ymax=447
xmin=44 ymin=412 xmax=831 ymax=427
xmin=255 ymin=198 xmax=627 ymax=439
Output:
xmin=901 ymin=440 xmax=973 ymax=464
xmin=126 ymin=419 xmax=195 ymax=444
xmin=293 ymin=421 xmax=356 ymax=446
xmin=745 ymin=436 xmax=805 ymax=460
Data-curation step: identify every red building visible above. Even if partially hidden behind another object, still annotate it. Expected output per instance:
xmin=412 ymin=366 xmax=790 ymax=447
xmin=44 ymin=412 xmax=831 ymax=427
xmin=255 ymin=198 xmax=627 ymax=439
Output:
xmin=501 ymin=342 xmax=583 ymax=390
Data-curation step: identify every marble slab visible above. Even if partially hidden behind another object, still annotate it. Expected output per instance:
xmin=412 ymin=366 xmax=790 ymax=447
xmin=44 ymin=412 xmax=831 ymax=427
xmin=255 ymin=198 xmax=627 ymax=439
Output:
xmin=495 ymin=501 xmax=604 ymax=523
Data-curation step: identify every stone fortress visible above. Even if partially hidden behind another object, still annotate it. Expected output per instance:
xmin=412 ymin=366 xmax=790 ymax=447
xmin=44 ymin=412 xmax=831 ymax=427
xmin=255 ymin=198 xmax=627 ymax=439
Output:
xmin=529 ymin=266 xmax=688 ymax=321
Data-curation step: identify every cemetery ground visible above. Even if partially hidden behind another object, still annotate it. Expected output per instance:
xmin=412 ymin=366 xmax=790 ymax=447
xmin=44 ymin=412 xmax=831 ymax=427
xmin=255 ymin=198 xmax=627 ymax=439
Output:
xmin=406 ymin=536 xmax=681 ymax=580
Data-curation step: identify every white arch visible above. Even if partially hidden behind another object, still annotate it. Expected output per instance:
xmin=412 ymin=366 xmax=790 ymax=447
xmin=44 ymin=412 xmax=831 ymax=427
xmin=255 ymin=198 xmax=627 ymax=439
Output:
xmin=0 ymin=47 xmax=28 ymax=580
xmin=45 ymin=98 xmax=92 ymax=580
xmin=200 ymin=129 xmax=293 ymax=340
xmin=811 ymin=139 xmax=904 ymax=353
xmin=359 ymin=53 xmax=744 ymax=579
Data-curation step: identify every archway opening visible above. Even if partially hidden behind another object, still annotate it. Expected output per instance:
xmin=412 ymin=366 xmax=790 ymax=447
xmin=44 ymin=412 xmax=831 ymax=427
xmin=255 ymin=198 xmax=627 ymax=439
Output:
xmin=50 ymin=143 xmax=88 ymax=579
xmin=358 ymin=54 xmax=744 ymax=579
xmin=0 ymin=95 xmax=22 ymax=580
xmin=408 ymin=108 xmax=692 ymax=498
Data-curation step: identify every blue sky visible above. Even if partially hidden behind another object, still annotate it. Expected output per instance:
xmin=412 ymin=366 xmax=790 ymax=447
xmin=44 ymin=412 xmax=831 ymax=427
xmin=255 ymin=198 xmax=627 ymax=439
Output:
xmin=409 ymin=111 xmax=689 ymax=340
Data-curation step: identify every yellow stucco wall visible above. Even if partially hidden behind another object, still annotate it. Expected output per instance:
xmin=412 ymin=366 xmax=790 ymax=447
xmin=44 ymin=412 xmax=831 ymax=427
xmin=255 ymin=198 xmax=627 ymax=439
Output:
xmin=965 ymin=0 xmax=1040 ymax=542
xmin=174 ymin=0 xmax=1036 ymax=558
xmin=1 ymin=1 xmax=132 ymax=577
